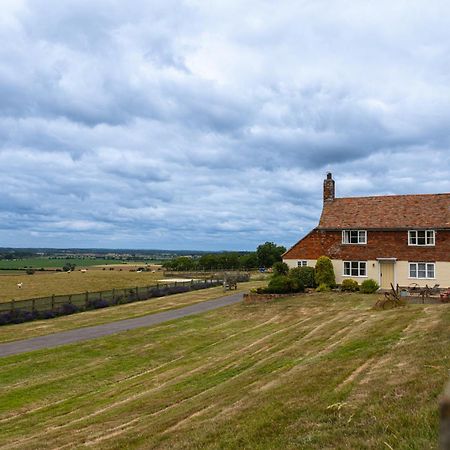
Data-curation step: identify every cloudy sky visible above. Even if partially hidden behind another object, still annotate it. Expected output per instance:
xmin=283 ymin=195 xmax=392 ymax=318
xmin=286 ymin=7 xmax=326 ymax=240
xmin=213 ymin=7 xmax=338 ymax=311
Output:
xmin=1 ymin=0 xmax=449 ymax=251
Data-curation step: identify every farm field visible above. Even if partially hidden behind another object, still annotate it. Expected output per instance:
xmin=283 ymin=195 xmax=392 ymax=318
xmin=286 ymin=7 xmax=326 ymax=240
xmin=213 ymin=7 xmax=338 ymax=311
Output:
xmin=1 ymin=292 xmax=449 ymax=449
xmin=0 ymin=270 xmax=168 ymax=303
xmin=0 ymin=281 xmax=265 ymax=343
xmin=0 ymin=257 xmax=126 ymax=270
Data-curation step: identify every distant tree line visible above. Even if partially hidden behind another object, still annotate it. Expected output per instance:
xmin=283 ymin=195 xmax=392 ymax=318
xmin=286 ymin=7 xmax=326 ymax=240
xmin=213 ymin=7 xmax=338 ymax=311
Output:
xmin=162 ymin=242 xmax=286 ymax=271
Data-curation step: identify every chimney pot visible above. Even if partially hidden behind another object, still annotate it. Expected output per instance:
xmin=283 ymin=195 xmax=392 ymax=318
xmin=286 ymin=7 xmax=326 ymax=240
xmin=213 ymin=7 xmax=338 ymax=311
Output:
xmin=323 ymin=173 xmax=335 ymax=203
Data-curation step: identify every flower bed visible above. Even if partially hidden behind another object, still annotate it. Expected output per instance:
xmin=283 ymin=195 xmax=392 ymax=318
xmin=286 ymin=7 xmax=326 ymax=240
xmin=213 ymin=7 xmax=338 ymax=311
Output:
xmin=243 ymin=292 xmax=299 ymax=303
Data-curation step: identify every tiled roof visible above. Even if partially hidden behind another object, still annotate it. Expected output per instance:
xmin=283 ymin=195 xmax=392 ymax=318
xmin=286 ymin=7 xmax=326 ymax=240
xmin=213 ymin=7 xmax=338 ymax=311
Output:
xmin=318 ymin=193 xmax=450 ymax=229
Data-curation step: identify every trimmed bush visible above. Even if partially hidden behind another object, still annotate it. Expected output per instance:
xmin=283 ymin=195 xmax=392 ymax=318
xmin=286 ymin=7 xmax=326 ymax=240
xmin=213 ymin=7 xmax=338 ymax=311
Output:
xmin=341 ymin=279 xmax=359 ymax=292
xmin=314 ymin=256 xmax=336 ymax=288
xmin=289 ymin=266 xmax=316 ymax=288
xmin=360 ymin=279 xmax=379 ymax=294
xmin=272 ymin=261 xmax=289 ymax=276
xmin=265 ymin=275 xmax=304 ymax=294
xmin=267 ymin=275 xmax=293 ymax=294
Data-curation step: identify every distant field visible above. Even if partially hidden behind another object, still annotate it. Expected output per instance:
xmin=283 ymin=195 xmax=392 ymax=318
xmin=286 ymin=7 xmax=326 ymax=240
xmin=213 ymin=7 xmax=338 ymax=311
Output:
xmin=0 ymin=292 xmax=448 ymax=449
xmin=0 ymin=270 xmax=168 ymax=302
xmin=0 ymin=257 xmax=128 ymax=269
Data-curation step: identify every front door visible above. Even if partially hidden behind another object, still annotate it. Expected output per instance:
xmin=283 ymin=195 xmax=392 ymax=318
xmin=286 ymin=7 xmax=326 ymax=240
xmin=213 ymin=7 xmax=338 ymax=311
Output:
xmin=379 ymin=261 xmax=395 ymax=289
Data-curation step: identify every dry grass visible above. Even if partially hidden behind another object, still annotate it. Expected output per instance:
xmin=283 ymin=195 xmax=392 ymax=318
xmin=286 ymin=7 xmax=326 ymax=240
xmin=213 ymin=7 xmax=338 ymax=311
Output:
xmin=0 ymin=270 xmax=168 ymax=303
xmin=0 ymin=292 xmax=448 ymax=449
xmin=0 ymin=281 xmax=265 ymax=343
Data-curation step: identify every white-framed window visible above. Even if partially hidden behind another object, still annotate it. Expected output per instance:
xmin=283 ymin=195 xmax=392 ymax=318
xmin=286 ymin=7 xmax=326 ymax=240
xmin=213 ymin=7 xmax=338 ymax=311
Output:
xmin=297 ymin=260 xmax=308 ymax=267
xmin=342 ymin=230 xmax=367 ymax=244
xmin=409 ymin=262 xmax=435 ymax=279
xmin=343 ymin=261 xmax=367 ymax=277
xmin=408 ymin=230 xmax=435 ymax=246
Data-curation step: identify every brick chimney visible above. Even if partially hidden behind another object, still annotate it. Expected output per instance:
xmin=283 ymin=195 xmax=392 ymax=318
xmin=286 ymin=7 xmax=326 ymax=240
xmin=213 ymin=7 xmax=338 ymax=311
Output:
xmin=323 ymin=172 xmax=335 ymax=203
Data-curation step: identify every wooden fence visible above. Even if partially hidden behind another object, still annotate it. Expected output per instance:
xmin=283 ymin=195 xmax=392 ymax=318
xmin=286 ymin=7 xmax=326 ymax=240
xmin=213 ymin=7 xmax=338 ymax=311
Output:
xmin=0 ymin=279 xmax=222 ymax=316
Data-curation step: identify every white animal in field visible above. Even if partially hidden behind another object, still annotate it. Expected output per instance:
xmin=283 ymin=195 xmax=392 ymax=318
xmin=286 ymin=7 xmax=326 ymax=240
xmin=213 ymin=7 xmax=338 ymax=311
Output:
xmin=80 ymin=269 xmax=87 ymax=273
xmin=17 ymin=282 xmax=23 ymax=289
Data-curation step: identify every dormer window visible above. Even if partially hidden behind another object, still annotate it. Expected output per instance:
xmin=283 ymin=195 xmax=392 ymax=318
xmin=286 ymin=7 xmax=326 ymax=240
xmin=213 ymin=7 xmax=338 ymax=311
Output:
xmin=342 ymin=230 xmax=367 ymax=244
xmin=408 ymin=230 xmax=435 ymax=246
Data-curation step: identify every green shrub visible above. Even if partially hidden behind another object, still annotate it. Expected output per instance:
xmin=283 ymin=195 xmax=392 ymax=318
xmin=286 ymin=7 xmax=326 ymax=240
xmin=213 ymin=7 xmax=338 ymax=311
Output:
xmin=316 ymin=283 xmax=331 ymax=292
xmin=289 ymin=266 xmax=316 ymax=288
xmin=272 ymin=261 xmax=289 ymax=276
xmin=341 ymin=279 xmax=359 ymax=292
xmin=266 ymin=275 xmax=304 ymax=294
xmin=360 ymin=279 xmax=379 ymax=294
xmin=315 ymin=256 xmax=336 ymax=288
xmin=26 ymin=268 xmax=35 ymax=275
xmin=267 ymin=275 xmax=292 ymax=294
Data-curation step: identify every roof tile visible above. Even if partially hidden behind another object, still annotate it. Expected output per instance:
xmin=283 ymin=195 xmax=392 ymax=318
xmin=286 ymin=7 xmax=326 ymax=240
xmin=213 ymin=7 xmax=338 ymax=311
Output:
xmin=318 ymin=193 xmax=450 ymax=229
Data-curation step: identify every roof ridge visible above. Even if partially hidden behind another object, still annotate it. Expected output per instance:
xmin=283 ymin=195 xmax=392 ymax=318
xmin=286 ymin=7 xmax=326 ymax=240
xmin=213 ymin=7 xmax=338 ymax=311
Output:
xmin=333 ymin=192 xmax=450 ymax=201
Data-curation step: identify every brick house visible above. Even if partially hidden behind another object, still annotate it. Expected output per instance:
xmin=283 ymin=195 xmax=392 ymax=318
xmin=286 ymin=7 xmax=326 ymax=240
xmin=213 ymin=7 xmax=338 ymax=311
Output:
xmin=283 ymin=173 xmax=450 ymax=289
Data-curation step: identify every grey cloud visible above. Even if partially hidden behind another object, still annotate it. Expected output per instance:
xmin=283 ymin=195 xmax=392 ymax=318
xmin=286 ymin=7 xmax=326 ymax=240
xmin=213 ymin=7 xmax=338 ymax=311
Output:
xmin=0 ymin=0 xmax=449 ymax=250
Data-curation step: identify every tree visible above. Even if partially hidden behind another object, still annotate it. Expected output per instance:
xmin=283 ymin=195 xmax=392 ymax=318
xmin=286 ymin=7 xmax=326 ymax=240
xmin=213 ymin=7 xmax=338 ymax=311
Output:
xmin=256 ymin=242 xmax=286 ymax=268
xmin=238 ymin=252 xmax=258 ymax=270
xmin=62 ymin=262 xmax=76 ymax=272
xmin=314 ymin=256 xmax=336 ymax=288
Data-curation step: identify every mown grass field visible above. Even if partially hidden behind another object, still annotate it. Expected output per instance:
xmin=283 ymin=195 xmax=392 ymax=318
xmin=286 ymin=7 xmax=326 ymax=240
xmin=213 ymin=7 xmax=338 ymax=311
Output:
xmin=1 ymin=292 xmax=449 ymax=449
xmin=0 ymin=281 xmax=265 ymax=343
xmin=0 ymin=270 xmax=169 ymax=303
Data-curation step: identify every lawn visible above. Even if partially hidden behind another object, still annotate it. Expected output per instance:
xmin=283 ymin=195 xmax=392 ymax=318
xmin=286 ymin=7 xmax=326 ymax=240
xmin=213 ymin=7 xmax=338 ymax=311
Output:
xmin=0 ymin=281 xmax=265 ymax=343
xmin=0 ymin=292 xmax=448 ymax=449
xmin=0 ymin=269 xmax=168 ymax=303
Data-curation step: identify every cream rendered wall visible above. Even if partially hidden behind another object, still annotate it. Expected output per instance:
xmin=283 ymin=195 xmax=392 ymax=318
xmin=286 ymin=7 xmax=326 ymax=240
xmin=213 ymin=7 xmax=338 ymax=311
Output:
xmin=284 ymin=259 xmax=316 ymax=269
xmin=331 ymin=260 xmax=379 ymax=284
xmin=395 ymin=261 xmax=450 ymax=288
xmin=284 ymin=259 xmax=378 ymax=283
xmin=284 ymin=258 xmax=450 ymax=288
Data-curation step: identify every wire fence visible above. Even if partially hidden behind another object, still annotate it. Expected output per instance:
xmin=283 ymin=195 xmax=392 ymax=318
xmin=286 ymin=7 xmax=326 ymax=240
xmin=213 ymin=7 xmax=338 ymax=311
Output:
xmin=0 ymin=279 xmax=225 ymax=325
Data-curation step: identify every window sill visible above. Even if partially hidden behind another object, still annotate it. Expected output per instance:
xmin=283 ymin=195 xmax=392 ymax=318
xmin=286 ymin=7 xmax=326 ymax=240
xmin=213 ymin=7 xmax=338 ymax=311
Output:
xmin=342 ymin=274 xmax=368 ymax=278
xmin=407 ymin=244 xmax=435 ymax=247
xmin=408 ymin=277 xmax=436 ymax=280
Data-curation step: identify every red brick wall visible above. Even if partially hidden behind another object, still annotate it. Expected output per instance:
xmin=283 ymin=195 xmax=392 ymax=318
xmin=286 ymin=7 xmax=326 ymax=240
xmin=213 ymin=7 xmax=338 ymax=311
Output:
xmin=284 ymin=229 xmax=450 ymax=261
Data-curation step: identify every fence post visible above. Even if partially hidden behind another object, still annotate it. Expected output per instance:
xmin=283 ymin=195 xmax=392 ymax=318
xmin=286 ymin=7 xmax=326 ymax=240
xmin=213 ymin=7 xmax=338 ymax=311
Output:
xmin=51 ymin=294 xmax=55 ymax=311
xmin=112 ymin=288 xmax=115 ymax=303
xmin=85 ymin=291 xmax=89 ymax=308
xmin=32 ymin=298 xmax=35 ymax=314
xmin=68 ymin=294 xmax=72 ymax=305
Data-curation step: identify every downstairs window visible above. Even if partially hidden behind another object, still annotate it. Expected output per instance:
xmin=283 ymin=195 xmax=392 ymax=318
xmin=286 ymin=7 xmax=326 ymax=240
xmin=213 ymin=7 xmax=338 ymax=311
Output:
xmin=343 ymin=261 xmax=367 ymax=277
xmin=409 ymin=262 xmax=435 ymax=279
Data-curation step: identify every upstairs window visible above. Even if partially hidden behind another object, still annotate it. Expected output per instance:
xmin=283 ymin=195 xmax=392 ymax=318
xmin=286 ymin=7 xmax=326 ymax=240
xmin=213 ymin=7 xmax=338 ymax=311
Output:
xmin=343 ymin=261 xmax=367 ymax=277
xmin=342 ymin=230 xmax=367 ymax=244
xmin=297 ymin=260 xmax=308 ymax=267
xmin=408 ymin=230 xmax=435 ymax=246
xmin=409 ymin=262 xmax=435 ymax=279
